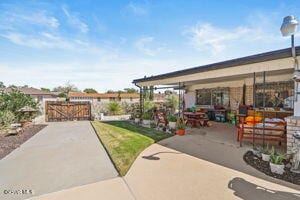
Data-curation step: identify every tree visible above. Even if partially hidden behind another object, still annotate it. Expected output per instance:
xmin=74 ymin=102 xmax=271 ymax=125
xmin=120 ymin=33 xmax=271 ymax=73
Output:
xmin=58 ymin=93 xmax=67 ymax=98
xmin=0 ymin=81 xmax=5 ymax=89
xmin=84 ymin=88 xmax=98 ymax=94
xmin=165 ymin=95 xmax=179 ymax=114
xmin=0 ymin=89 xmax=38 ymax=122
xmin=41 ymin=88 xmax=51 ymax=92
xmin=143 ymin=100 xmax=154 ymax=112
xmin=53 ymin=82 xmax=80 ymax=94
xmin=124 ymin=88 xmax=139 ymax=93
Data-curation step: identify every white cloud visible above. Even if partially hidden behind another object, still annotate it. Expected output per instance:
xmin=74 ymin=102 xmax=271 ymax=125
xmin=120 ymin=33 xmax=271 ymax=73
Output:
xmin=184 ymin=13 xmax=292 ymax=55
xmin=62 ymin=5 xmax=89 ymax=33
xmin=125 ymin=2 xmax=148 ymax=16
xmin=19 ymin=12 xmax=60 ymax=28
xmin=134 ymin=36 xmax=165 ymax=56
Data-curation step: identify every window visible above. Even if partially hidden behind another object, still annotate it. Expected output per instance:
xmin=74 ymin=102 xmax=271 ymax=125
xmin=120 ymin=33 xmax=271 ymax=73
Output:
xmin=109 ymin=97 xmax=116 ymax=101
xmin=255 ymin=81 xmax=294 ymax=109
xmin=130 ymin=97 xmax=133 ymax=101
xmin=196 ymin=87 xmax=230 ymax=107
xmin=97 ymin=97 xmax=101 ymax=102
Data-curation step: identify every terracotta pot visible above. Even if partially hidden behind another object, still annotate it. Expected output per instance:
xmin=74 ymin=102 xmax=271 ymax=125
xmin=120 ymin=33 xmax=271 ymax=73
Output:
xmin=177 ymin=129 xmax=185 ymax=136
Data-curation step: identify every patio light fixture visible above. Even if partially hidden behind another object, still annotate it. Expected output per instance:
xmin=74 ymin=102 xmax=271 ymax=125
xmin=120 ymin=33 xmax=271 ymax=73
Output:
xmin=280 ymin=16 xmax=299 ymax=82
xmin=280 ymin=15 xmax=300 ymax=117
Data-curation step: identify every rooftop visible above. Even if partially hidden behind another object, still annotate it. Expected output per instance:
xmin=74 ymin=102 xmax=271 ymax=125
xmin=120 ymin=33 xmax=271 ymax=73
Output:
xmin=68 ymin=92 xmax=140 ymax=98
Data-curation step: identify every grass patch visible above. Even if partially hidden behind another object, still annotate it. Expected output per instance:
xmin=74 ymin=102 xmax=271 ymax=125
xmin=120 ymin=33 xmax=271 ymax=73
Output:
xmin=91 ymin=121 xmax=172 ymax=176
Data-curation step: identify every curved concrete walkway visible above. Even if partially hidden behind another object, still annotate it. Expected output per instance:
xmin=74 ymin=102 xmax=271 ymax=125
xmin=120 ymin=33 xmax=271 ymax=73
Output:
xmin=0 ymin=121 xmax=118 ymax=200
xmin=32 ymin=143 xmax=300 ymax=200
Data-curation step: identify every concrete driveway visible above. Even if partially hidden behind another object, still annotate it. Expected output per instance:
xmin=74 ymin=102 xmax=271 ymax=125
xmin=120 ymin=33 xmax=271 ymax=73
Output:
xmin=0 ymin=121 xmax=118 ymax=200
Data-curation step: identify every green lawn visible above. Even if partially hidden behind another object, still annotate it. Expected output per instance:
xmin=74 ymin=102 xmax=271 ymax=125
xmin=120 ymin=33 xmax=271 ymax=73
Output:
xmin=91 ymin=121 xmax=172 ymax=176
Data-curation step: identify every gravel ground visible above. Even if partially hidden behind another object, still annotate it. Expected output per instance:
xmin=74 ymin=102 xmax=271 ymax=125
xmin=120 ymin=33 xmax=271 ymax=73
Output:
xmin=243 ymin=151 xmax=300 ymax=185
xmin=0 ymin=124 xmax=47 ymax=159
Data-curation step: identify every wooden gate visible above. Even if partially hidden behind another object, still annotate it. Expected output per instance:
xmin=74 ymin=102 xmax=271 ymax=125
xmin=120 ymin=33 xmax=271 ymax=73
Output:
xmin=45 ymin=101 xmax=91 ymax=122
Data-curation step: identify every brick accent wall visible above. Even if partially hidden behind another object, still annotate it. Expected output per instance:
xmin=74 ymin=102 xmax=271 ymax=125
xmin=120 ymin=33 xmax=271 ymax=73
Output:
xmin=245 ymin=86 xmax=253 ymax=105
xmin=285 ymin=116 xmax=300 ymax=155
xmin=229 ymin=87 xmax=243 ymax=110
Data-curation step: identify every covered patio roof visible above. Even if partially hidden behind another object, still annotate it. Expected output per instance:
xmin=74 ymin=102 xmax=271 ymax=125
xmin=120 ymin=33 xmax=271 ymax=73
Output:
xmin=133 ymin=47 xmax=300 ymax=87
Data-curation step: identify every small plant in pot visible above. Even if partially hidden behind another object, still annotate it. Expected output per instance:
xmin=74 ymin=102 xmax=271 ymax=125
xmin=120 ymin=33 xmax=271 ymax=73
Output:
xmin=167 ymin=115 xmax=177 ymax=129
xmin=269 ymin=147 xmax=286 ymax=175
xmin=177 ymin=123 xmax=186 ymax=136
xmin=251 ymin=146 xmax=260 ymax=156
xmin=142 ymin=113 xmax=152 ymax=125
xmin=259 ymin=144 xmax=271 ymax=162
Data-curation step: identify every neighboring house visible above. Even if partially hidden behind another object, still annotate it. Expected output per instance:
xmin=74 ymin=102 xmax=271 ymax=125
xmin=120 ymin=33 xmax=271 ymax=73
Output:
xmin=68 ymin=92 xmax=140 ymax=103
xmin=4 ymin=87 xmax=57 ymax=102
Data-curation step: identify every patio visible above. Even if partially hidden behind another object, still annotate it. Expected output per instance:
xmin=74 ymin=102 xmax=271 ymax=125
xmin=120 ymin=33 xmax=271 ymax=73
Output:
xmin=157 ymin=122 xmax=297 ymax=190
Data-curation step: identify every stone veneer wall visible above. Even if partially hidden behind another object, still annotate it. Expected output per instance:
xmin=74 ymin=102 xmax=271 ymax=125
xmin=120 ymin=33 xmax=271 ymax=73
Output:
xmin=285 ymin=116 xmax=300 ymax=155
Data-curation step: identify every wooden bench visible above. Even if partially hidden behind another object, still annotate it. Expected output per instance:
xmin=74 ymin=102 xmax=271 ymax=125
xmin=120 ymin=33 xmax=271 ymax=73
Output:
xmin=237 ymin=118 xmax=286 ymax=147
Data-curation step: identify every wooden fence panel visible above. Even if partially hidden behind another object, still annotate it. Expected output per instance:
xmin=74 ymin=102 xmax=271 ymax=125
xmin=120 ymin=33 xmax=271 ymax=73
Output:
xmin=45 ymin=101 xmax=91 ymax=122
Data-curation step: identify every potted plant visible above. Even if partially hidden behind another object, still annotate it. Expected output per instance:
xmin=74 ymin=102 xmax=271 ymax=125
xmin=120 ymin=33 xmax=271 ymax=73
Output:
xmin=142 ymin=113 xmax=152 ymax=125
xmin=269 ymin=147 xmax=286 ymax=175
xmin=259 ymin=145 xmax=271 ymax=162
xmin=177 ymin=123 xmax=186 ymax=136
xmin=167 ymin=115 xmax=177 ymax=129
xmin=251 ymin=146 xmax=260 ymax=156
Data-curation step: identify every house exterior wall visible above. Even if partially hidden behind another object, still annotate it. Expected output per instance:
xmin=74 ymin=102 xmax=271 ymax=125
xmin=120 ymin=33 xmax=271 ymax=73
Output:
xmin=184 ymin=91 xmax=196 ymax=108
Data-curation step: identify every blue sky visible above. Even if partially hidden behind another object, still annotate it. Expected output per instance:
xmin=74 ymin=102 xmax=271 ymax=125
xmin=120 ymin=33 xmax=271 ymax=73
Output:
xmin=0 ymin=0 xmax=300 ymax=92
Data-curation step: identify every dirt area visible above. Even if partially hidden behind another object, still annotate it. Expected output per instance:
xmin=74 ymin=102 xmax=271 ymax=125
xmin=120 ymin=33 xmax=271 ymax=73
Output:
xmin=244 ymin=151 xmax=300 ymax=185
xmin=0 ymin=124 xmax=47 ymax=159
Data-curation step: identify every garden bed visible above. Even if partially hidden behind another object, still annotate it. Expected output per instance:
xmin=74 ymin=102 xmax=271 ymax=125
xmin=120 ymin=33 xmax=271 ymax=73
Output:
xmin=0 ymin=124 xmax=47 ymax=159
xmin=243 ymin=151 xmax=300 ymax=185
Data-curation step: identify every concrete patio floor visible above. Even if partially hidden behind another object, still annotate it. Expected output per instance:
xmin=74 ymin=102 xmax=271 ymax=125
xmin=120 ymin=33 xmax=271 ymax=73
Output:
xmin=158 ymin=122 xmax=297 ymax=190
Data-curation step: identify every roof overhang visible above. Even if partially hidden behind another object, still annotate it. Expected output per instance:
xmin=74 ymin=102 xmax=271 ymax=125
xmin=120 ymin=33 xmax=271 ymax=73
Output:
xmin=133 ymin=47 xmax=300 ymax=87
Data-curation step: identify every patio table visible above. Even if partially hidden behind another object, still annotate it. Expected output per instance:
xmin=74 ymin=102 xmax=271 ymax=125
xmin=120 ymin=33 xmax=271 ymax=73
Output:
xmin=184 ymin=112 xmax=208 ymax=128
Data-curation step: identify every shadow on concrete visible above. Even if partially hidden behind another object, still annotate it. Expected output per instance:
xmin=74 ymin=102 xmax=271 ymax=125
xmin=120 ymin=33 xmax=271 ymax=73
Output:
xmin=228 ymin=177 xmax=300 ymax=200
xmin=142 ymin=151 xmax=181 ymax=160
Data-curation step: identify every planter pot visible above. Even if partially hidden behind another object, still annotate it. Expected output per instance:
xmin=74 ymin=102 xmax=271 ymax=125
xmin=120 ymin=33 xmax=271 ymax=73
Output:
xmin=177 ymin=129 xmax=185 ymax=136
xmin=261 ymin=153 xmax=270 ymax=162
xmin=251 ymin=149 xmax=260 ymax=156
xmin=270 ymin=162 xmax=285 ymax=175
xmin=142 ymin=119 xmax=151 ymax=125
xmin=169 ymin=122 xmax=176 ymax=129
xmin=134 ymin=118 xmax=140 ymax=123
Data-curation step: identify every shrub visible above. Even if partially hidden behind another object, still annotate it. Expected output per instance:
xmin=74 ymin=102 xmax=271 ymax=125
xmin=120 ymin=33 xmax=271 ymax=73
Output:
xmin=167 ymin=115 xmax=177 ymax=122
xmin=0 ymin=89 xmax=38 ymax=121
xmin=141 ymin=113 xmax=152 ymax=120
xmin=107 ymin=101 xmax=124 ymax=115
xmin=0 ymin=110 xmax=15 ymax=128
